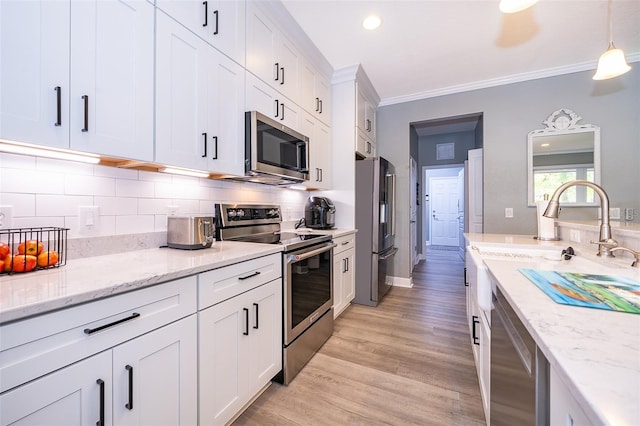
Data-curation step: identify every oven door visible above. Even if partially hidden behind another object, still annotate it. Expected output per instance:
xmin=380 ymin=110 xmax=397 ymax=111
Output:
xmin=283 ymin=241 xmax=335 ymax=346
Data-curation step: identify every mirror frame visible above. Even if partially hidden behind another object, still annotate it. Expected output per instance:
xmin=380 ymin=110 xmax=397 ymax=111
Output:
xmin=527 ymin=109 xmax=600 ymax=207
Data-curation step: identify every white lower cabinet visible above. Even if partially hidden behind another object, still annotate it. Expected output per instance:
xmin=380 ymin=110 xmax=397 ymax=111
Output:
xmin=333 ymin=233 xmax=356 ymax=318
xmin=0 ymin=315 xmax=197 ymax=426
xmin=199 ymin=279 xmax=282 ymax=426
xmin=550 ymin=366 xmax=593 ymax=426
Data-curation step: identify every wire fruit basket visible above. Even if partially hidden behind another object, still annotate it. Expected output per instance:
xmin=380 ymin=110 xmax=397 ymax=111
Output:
xmin=0 ymin=227 xmax=69 ymax=275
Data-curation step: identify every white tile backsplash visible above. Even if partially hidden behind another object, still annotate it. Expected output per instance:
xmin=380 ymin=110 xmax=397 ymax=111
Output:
xmin=1 ymin=153 xmax=310 ymax=240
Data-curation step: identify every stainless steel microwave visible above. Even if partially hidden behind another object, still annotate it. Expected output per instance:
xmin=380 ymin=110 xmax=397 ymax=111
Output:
xmin=243 ymin=111 xmax=309 ymax=185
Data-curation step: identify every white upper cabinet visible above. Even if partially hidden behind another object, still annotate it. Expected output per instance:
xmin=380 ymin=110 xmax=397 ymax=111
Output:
xmin=156 ymin=0 xmax=246 ymax=65
xmin=156 ymin=11 xmax=244 ymax=175
xmin=246 ymin=2 xmax=300 ymax=102
xmin=0 ymin=0 xmax=154 ymax=161
xmin=0 ymin=0 xmax=70 ymax=149
xmin=246 ymin=71 xmax=299 ymax=131
xmin=300 ymin=112 xmax=331 ymax=189
xmin=300 ymin=59 xmax=331 ymax=126
xmin=70 ymin=0 xmax=154 ymax=161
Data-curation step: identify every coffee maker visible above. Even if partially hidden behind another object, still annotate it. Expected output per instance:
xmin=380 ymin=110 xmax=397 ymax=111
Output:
xmin=304 ymin=197 xmax=336 ymax=229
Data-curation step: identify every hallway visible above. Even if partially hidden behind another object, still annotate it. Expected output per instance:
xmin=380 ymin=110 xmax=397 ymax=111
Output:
xmin=233 ymin=249 xmax=485 ymax=425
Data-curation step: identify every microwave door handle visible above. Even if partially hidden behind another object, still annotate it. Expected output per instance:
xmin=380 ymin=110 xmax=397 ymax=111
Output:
xmin=297 ymin=142 xmax=308 ymax=172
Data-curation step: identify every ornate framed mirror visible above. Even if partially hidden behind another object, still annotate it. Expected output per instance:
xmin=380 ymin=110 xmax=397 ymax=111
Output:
xmin=527 ymin=109 xmax=600 ymax=206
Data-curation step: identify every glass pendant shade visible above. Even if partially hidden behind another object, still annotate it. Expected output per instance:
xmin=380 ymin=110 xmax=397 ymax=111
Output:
xmin=499 ymin=0 xmax=538 ymax=13
xmin=593 ymin=43 xmax=632 ymax=80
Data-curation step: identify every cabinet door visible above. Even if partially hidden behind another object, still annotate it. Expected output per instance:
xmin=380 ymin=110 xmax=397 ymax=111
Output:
xmin=156 ymin=0 xmax=245 ymax=65
xmin=155 ymin=11 xmax=209 ymax=170
xmin=113 ymin=315 xmax=197 ymax=426
xmin=342 ymin=247 xmax=355 ymax=306
xmin=246 ymin=280 xmax=282 ymax=396
xmin=276 ymin=32 xmax=300 ymax=101
xmin=246 ymin=72 xmax=298 ymax=130
xmin=70 ymin=0 xmax=154 ymax=161
xmin=246 ymin=4 xmax=277 ymax=87
xmin=357 ymin=130 xmax=376 ymax=158
xmin=332 ymin=253 xmax=345 ymax=318
xmin=315 ymin=74 xmax=331 ymax=125
xmin=302 ymin=113 xmax=331 ymax=189
xmin=0 ymin=0 xmax=70 ymax=148
xmin=207 ymin=50 xmax=245 ymax=176
xmin=0 ymin=351 xmax=112 ymax=426
xmin=199 ymin=293 xmax=248 ymax=426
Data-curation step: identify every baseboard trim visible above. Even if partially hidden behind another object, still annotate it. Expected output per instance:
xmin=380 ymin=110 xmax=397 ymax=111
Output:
xmin=391 ymin=276 xmax=413 ymax=288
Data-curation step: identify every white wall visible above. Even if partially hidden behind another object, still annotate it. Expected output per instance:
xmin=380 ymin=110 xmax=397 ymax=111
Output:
xmin=0 ymin=153 xmax=309 ymax=238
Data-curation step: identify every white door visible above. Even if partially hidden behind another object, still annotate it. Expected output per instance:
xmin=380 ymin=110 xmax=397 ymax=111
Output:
xmin=113 ymin=315 xmax=197 ymax=426
xmin=430 ymin=176 xmax=460 ymax=246
xmin=410 ymin=158 xmax=418 ymax=266
xmin=0 ymin=351 xmax=112 ymax=426
xmin=458 ymin=168 xmax=466 ymax=257
xmin=70 ymin=0 xmax=154 ymax=161
xmin=468 ymin=148 xmax=484 ymax=233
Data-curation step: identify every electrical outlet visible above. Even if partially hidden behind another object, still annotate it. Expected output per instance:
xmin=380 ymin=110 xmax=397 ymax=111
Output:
xmin=78 ymin=206 xmax=100 ymax=234
xmin=505 ymin=208 xmax=514 ymax=218
xmin=167 ymin=205 xmax=180 ymax=216
xmin=610 ymin=207 xmax=620 ymax=220
xmin=0 ymin=205 xmax=14 ymax=229
xmin=569 ymin=229 xmax=581 ymax=243
xmin=626 ymin=208 xmax=634 ymax=221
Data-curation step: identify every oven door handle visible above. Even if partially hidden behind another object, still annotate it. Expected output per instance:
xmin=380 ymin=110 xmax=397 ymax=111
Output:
xmin=287 ymin=242 xmax=336 ymax=263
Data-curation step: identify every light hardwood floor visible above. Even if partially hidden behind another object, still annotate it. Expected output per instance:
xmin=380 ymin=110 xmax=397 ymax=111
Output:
xmin=233 ymin=248 xmax=485 ymax=425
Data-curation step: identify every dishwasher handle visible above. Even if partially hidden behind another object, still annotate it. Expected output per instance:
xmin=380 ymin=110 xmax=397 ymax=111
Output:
xmin=494 ymin=292 xmax=533 ymax=376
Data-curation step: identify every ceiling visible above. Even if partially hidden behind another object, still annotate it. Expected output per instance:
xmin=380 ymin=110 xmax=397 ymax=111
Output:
xmin=282 ymin=0 xmax=640 ymax=107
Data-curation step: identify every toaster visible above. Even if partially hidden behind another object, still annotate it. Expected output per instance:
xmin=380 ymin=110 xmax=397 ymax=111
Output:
xmin=167 ymin=215 xmax=215 ymax=249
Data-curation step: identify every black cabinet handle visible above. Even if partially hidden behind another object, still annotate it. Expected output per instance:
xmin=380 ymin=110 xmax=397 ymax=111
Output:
xmin=202 ymin=132 xmax=207 ymax=157
xmin=319 ymin=99 xmax=323 ymax=114
xmin=243 ymin=308 xmax=249 ymax=335
xmin=96 ymin=379 xmax=105 ymax=426
xmin=315 ymin=97 xmax=320 ymax=112
xmin=239 ymin=271 xmax=260 ymax=280
xmin=213 ymin=10 xmax=219 ymax=34
xmin=280 ymin=67 xmax=285 ymax=85
xmin=345 ymin=257 xmax=349 ymax=272
xmin=54 ymin=86 xmax=62 ymax=126
xmin=202 ymin=1 xmax=208 ymax=26
xmin=84 ymin=312 xmax=140 ymax=335
xmin=319 ymin=168 xmax=323 ymax=182
xmin=464 ymin=267 xmax=468 ymax=287
xmin=82 ymin=95 xmax=89 ymax=132
xmin=125 ymin=365 xmax=133 ymax=410
xmin=274 ymin=62 xmax=280 ymax=82
xmin=274 ymin=99 xmax=279 ymax=118
xmin=280 ymin=102 xmax=285 ymax=121
xmin=253 ymin=303 xmax=259 ymax=329
xmin=472 ymin=315 xmax=480 ymax=345
xmin=212 ymin=136 xmax=218 ymax=159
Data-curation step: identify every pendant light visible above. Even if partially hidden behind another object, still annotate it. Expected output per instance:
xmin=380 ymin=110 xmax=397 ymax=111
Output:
xmin=499 ymin=0 xmax=538 ymax=14
xmin=593 ymin=0 xmax=631 ymax=80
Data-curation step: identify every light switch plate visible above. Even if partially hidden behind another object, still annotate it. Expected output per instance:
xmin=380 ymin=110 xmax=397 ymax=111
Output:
xmin=0 ymin=205 xmax=13 ymax=229
xmin=505 ymin=207 xmax=514 ymax=218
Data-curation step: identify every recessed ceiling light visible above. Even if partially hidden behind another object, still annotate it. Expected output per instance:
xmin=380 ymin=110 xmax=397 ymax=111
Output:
xmin=362 ymin=15 xmax=382 ymax=30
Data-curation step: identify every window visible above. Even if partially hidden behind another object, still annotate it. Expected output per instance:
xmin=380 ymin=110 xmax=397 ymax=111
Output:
xmin=533 ymin=165 xmax=595 ymax=203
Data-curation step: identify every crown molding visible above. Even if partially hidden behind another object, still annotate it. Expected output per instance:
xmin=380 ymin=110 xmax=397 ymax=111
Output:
xmin=379 ymin=52 xmax=640 ymax=107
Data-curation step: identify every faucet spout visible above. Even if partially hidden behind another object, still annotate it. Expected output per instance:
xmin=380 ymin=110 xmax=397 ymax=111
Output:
xmin=542 ymin=180 xmax=616 ymax=257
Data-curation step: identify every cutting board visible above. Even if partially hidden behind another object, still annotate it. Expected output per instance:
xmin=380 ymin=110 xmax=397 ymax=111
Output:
xmin=519 ymin=269 xmax=640 ymax=314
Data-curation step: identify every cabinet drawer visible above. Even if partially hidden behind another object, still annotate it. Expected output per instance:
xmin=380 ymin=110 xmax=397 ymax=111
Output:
xmin=333 ymin=234 xmax=355 ymax=255
xmin=198 ymin=253 xmax=282 ymax=310
xmin=0 ymin=276 xmax=197 ymax=393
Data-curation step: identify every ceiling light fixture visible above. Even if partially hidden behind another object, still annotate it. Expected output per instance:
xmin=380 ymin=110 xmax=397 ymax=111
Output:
xmin=499 ymin=0 xmax=538 ymax=13
xmin=159 ymin=166 xmax=210 ymax=178
xmin=362 ymin=15 xmax=382 ymax=30
xmin=593 ymin=0 xmax=631 ymax=80
xmin=0 ymin=139 xmax=101 ymax=164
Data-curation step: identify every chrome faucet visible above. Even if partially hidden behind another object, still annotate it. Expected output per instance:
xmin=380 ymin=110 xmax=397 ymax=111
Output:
xmin=542 ymin=180 xmax=618 ymax=257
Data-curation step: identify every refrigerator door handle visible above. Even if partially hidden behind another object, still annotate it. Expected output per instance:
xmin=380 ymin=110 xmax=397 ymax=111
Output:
xmin=378 ymin=247 xmax=398 ymax=260
xmin=390 ymin=173 xmax=397 ymax=237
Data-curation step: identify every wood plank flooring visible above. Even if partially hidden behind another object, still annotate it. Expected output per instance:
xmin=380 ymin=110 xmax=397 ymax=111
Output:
xmin=233 ymin=248 xmax=485 ymax=425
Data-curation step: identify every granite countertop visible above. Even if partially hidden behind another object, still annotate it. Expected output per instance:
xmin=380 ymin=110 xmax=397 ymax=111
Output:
xmin=465 ymin=233 xmax=640 ymax=425
xmin=0 ymin=241 xmax=282 ymax=324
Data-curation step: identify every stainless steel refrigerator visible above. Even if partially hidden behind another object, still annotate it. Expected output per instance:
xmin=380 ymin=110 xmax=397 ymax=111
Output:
xmin=354 ymin=157 xmax=398 ymax=306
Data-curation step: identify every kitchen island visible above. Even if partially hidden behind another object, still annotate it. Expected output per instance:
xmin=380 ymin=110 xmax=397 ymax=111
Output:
xmin=466 ymin=233 xmax=640 ymax=425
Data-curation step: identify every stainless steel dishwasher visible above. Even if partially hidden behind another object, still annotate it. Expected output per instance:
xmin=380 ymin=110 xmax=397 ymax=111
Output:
xmin=490 ymin=287 xmax=549 ymax=426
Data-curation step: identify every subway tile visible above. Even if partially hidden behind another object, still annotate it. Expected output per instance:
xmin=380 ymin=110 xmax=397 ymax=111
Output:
xmin=172 ymin=199 xmax=200 ymax=214
xmin=65 ymin=175 xmax=115 ymax=196
xmin=155 ymin=214 xmax=169 ymax=232
xmin=0 ymin=153 xmax=36 ymax=169
xmin=95 ymin=196 xmax=138 ymax=215
xmin=1 ymin=168 xmax=65 ymax=194
xmin=0 ymin=193 xmax=36 ymax=216
xmin=115 ymin=215 xmax=155 ymax=235
xmin=36 ymin=194 xmax=93 ymax=216
xmin=12 ymin=216 xmax=65 ymax=229
xmin=155 ymin=181 xmax=209 ymax=200
xmin=95 ymin=165 xmax=138 ymax=180
xmin=115 ymin=178 xmax=155 ymax=198
xmin=139 ymin=170 xmax=172 ymax=183
xmin=199 ymin=200 xmax=216 ymax=214
xmin=37 ymin=157 xmax=94 ymax=175
xmin=138 ymin=198 xmax=173 ymax=215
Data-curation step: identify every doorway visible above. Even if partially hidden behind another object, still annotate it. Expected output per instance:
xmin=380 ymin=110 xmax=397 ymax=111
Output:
xmin=423 ymin=167 xmax=464 ymax=250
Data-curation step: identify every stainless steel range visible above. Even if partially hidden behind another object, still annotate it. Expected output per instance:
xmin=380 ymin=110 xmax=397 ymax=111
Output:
xmin=215 ymin=203 xmax=335 ymax=385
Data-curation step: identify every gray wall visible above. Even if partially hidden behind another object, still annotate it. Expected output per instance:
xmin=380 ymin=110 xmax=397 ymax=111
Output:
xmin=377 ymin=67 xmax=640 ymax=280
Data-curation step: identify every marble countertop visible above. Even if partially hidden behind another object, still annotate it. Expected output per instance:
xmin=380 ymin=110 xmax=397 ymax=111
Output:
xmin=465 ymin=233 xmax=640 ymax=425
xmin=293 ymin=227 xmax=357 ymax=238
xmin=0 ymin=241 xmax=282 ymax=324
